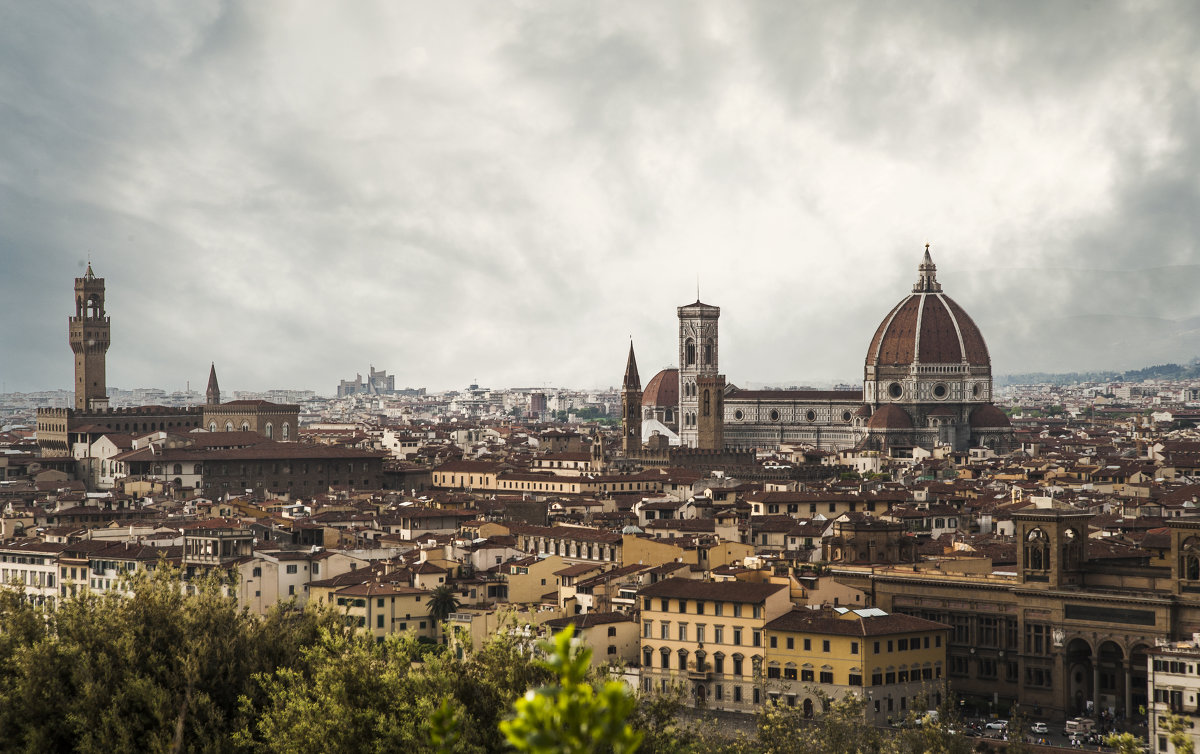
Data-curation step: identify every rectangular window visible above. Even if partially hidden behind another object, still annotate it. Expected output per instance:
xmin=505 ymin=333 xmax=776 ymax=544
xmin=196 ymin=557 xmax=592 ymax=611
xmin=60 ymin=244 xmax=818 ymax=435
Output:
xmin=714 ymin=626 xmax=724 ymax=644
xmin=732 ymin=657 xmax=743 ymax=676
xmin=787 ymin=637 xmax=794 ymax=650
xmin=286 ymin=564 xmax=298 ymax=574
xmin=851 ymin=641 xmax=859 ymax=654
xmin=819 ymin=671 xmax=834 ymax=684
xmin=849 ymin=674 xmax=862 ymax=686
xmin=713 ymin=603 xmax=722 ymax=616
xmin=661 ymin=621 xmax=670 ymax=640
xmin=696 ymin=625 xmax=705 ymax=644
xmin=804 ymin=638 xmax=811 ymax=651
xmin=784 ymin=667 xmax=797 ymax=681
xmin=377 ymin=614 xmax=384 ymax=628
xmin=769 ymin=636 xmax=777 ymax=648
xmin=678 ymin=599 xmax=687 ymax=613
xmin=643 ymin=621 xmax=652 ymax=638
xmin=733 ymin=686 xmax=742 ymax=703
xmin=733 ymin=604 xmax=742 ymax=618
xmin=822 ymin=640 xmax=830 ymax=652
xmin=898 ymin=638 xmax=908 ymax=651
xmin=753 ymin=630 xmax=762 ymax=647
xmin=733 ymin=628 xmax=742 ymax=646
xmin=801 ymin=669 xmax=814 ymax=682
xmin=678 ymin=624 xmax=688 ymax=642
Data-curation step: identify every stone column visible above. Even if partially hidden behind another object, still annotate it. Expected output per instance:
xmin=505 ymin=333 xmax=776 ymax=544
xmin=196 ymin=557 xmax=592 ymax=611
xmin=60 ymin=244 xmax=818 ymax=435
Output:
xmin=1093 ymin=662 xmax=1101 ymax=714
xmin=1124 ymin=659 xmax=1132 ymax=718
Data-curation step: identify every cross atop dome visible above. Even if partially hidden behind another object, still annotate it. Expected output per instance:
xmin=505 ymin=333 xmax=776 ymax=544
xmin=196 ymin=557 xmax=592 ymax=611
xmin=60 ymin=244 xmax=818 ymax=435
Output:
xmin=913 ymin=244 xmax=942 ymax=293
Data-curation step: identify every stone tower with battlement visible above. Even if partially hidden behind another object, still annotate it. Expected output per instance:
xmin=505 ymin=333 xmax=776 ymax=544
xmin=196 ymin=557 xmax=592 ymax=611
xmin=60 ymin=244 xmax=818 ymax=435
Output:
xmin=70 ymin=264 xmax=110 ymax=411
xmin=677 ymin=300 xmax=720 ymax=448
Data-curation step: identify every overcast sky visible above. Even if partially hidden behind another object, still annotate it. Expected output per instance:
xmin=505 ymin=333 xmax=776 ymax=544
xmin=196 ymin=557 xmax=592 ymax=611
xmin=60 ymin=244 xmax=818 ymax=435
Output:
xmin=3 ymin=1 xmax=1199 ymax=396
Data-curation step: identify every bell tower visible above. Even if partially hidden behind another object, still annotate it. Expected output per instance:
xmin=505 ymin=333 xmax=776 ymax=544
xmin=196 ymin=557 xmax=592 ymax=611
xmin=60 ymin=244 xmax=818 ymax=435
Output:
xmin=206 ymin=363 xmax=221 ymax=406
xmin=70 ymin=263 xmax=111 ymax=411
xmin=621 ymin=341 xmax=642 ymax=455
xmin=677 ymin=300 xmax=720 ymax=448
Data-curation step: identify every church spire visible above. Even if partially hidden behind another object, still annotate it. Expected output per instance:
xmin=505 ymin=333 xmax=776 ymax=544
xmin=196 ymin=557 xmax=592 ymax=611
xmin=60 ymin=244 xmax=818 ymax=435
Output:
xmin=913 ymin=243 xmax=942 ymax=293
xmin=206 ymin=362 xmax=221 ymax=406
xmin=623 ymin=340 xmax=641 ymax=390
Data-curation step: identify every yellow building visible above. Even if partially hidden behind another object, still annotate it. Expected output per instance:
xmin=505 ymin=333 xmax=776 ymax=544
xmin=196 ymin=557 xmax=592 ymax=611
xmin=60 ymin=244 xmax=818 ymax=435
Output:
xmin=763 ymin=606 xmax=949 ymax=725
xmin=504 ymin=554 xmax=566 ymax=605
xmin=544 ymin=612 xmax=641 ymax=670
xmin=638 ymin=577 xmax=792 ymax=712
xmin=329 ymin=582 xmax=437 ymax=641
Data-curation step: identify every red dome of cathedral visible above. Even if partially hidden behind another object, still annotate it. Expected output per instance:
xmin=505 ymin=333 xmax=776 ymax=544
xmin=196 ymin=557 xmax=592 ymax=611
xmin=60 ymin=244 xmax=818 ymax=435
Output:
xmin=865 ymin=250 xmax=991 ymax=368
xmin=642 ymin=368 xmax=679 ymax=408
xmin=866 ymin=404 xmax=914 ymax=430
xmin=969 ymin=404 xmax=1012 ymax=429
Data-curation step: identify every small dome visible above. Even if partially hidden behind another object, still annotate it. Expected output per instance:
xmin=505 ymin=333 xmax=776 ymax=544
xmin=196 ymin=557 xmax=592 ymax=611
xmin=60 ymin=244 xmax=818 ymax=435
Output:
xmin=866 ymin=251 xmax=991 ymax=368
xmin=642 ymin=368 xmax=679 ymax=408
xmin=970 ymin=404 xmax=1011 ymax=429
xmin=867 ymin=404 xmax=913 ymax=430
xmin=853 ymin=404 xmax=872 ymax=418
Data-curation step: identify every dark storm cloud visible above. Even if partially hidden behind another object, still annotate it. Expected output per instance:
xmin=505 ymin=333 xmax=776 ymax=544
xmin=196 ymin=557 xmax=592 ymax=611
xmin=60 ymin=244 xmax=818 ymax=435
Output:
xmin=2 ymin=1 xmax=1198 ymax=393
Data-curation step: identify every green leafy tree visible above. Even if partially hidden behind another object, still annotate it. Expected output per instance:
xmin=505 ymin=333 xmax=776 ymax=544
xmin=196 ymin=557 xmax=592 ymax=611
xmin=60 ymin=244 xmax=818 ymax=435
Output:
xmin=500 ymin=625 xmax=642 ymax=754
xmin=893 ymin=690 xmax=972 ymax=754
xmin=427 ymin=585 xmax=461 ymax=625
xmin=1105 ymin=731 xmax=1147 ymax=754
xmin=756 ymin=692 xmax=888 ymax=754
xmin=1168 ymin=713 xmax=1195 ymax=754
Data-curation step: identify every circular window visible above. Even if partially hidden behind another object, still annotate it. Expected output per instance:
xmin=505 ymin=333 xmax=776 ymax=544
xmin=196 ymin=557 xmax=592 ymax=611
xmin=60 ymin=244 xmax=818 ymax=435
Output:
xmin=734 ymin=410 xmax=744 ymax=421
xmin=933 ymin=383 xmax=948 ymax=399
xmin=770 ymin=410 xmax=780 ymax=422
xmin=888 ymin=383 xmax=903 ymax=399
xmin=842 ymin=411 xmax=852 ymax=422
xmin=973 ymin=383 xmax=982 ymax=398
xmin=806 ymin=410 xmax=816 ymax=422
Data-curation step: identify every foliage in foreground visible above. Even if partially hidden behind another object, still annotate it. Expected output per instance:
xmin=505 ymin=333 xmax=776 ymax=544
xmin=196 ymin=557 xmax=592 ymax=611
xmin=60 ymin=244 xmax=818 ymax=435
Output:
xmin=0 ymin=569 xmax=554 ymax=754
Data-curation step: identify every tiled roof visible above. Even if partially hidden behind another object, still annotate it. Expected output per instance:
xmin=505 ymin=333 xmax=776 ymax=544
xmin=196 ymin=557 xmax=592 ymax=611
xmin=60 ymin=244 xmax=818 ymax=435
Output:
xmin=639 ymin=577 xmax=786 ymax=603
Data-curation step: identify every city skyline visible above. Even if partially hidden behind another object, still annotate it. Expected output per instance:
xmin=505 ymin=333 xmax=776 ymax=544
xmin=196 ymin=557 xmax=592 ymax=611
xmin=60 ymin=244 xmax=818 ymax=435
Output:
xmin=4 ymin=2 xmax=1200 ymax=394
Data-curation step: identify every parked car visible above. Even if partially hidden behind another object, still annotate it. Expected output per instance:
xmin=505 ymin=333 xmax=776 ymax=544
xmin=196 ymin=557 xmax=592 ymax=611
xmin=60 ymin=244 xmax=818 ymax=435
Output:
xmin=985 ymin=720 xmax=1008 ymax=730
xmin=1031 ymin=722 xmax=1049 ymax=734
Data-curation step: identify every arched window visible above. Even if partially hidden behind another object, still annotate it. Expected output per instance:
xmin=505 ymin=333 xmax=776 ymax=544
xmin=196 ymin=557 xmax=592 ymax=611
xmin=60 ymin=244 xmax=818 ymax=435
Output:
xmin=225 ymin=422 xmax=234 ymax=432
xmin=173 ymin=463 xmax=183 ymax=475
xmin=282 ymin=423 xmax=290 ymax=441
xmin=1025 ymin=528 xmax=1049 ymax=571
xmin=704 ymin=339 xmax=713 ymax=365
xmin=240 ymin=422 xmax=250 ymax=432
xmin=703 ymin=390 xmax=711 ymax=417
xmin=208 ymin=421 xmax=217 ymax=432
xmin=265 ymin=422 xmax=273 ymax=439
xmin=685 ymin=338 xmax=696 ymax=366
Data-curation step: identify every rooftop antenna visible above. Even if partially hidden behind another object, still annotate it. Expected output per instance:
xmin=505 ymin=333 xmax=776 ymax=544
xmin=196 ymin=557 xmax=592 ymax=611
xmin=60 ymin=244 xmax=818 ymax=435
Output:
xmin=696 ymin=275 xmax=700 ymax=302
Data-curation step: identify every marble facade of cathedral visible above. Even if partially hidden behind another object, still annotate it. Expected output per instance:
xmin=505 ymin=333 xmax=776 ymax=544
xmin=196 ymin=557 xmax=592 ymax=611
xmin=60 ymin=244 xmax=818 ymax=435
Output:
xmin=629 ymin=250 xmax=1014 ymax=455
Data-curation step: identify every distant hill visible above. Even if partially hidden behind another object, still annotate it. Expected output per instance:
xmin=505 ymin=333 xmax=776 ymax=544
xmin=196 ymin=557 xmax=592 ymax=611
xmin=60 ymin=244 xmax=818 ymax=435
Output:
xmin=998 ymin=358 xmax=1200 ymax=386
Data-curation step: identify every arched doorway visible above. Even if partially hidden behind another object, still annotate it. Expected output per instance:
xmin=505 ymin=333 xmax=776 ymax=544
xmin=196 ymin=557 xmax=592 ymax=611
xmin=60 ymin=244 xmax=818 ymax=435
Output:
xmin=694 ymin=684 xmax=707 ymax=708
xmin=802 ymin=698 xmax=814 ymax=718
xmin=1096 ymin=641 xmax=1125 ymax=716
xmin=1065 ymin=638 xmax=1094 ymax=715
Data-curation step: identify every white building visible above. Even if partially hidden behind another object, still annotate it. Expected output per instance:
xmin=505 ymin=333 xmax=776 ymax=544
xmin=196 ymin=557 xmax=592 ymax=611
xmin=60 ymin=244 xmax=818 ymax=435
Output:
xmin=1149 ymin=640 xmax=1200 ymax=754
